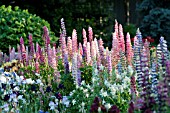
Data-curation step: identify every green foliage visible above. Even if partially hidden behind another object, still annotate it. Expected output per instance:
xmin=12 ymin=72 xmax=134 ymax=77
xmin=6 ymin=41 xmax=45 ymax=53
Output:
xmin=80 ymin=65 xmax=93 ymax=85
xmin=124 ymin=24 xmax=137 ymax=38
xmin=140 ymin=8 xmax=170 ymax=47
xmin=0 ymin=5 xmax=58 ymax=53
xmin=0 ymin=0 xmax=114 ymax=48
xmin=137 ymin=0 xmax=170 ymax=49
xmin=59 ymin=73 xmax=76 ymax=95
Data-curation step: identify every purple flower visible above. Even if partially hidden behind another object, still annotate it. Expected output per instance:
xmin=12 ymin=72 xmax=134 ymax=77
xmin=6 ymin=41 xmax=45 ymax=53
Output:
xmin=101 ymin=105 xmax=107 ymax=112
xmin=93 ymin=97 xmax=100 ymax=106
xmin=31 ymin=85 xmax=37 ymax=91
xmin=46 ymin=86 xmax=52 ymax=92
xmin=108 ymin=105 xmax=120 ymax=113
xmin=58 ymin=83 xmax=65 ymax=89
xmin=128 ymin=102 xmax=134 ymax=113
xmin=55 ymin=92 xmax=62 ymax=100
xmin=3 ymin=94 xmax=10 ymax=101
xmin=90 ymin=103 xmax=98 ymax=113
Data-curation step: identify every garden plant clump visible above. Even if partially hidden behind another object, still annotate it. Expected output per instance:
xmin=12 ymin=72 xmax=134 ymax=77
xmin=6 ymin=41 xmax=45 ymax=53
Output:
xmin=0 ymin=5 xmax=57 ymax=53
xmin=0 ymin=19 xmax=170 ymax=113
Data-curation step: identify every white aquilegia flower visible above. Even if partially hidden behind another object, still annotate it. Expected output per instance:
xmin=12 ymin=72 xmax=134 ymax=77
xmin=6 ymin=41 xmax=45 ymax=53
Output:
xmin=0 ymin=75 xmax=7 ymax=83
xmin=26 ymin=78 xmax=34 ymax=84
xmin=98 ymin=107 xmax=101 ymax=112
xmin=101 ymin=90 xmax=108 ymax=97
xmin=14 ymin=86 xmax=20 ymax=91
xmin=81 ymin=102 xmax=85 ymax=107
xmin=121 ymin=71 xmax=127 ymax=77
xmin=123 ymin=76 xmax=130 ymax=84
xmin=86 ymin=84 xmax=91 ymax=89
xmin=20 ymin=76 xmax=24 ymax=81
xmin=81 ymin=80 xmax=85 ymax=85
xmin=105 ymin=103 xmax=111 ymax=110
xmin=99 ymin=64 xmax=104 ymax=71
xmin=102 ymin=99 xmax=106 ymax=104
xmin=94 ymin=68 xmax=98 ymax=75
xmin=2 ymin=104 xmax=9 ymax=112
xmin=116 ymin=73 xmax=121 ymax=79
xmin=128 ymin=65 xmax=134 ymax=75
xmin=18 ymin=95 xmax=23 ymax=100
xmin=110 ymin=86 xmax=116 ymax=96
xmin=92 ymin=77 xmax=96 ymax=83
xmin=49 ymin=101 xmax=56 ymax=110
xmin=83 ymin=89 xmax=88 ymax=93
xmin=72 ymin=99 xmax=76 ymax=105
xmin=35 ymin=73 xmax=40 ymax=76
xmin=62 ymin=96 xmax=70 ymax=107
xmin=36 ymin=79 xmax=42 ymax=84
xmin=104 ymin=80 xmax=111 ymax=87
xmin=86 ymin=93 xmax=89 ymax=98
xmin=79 ymin=102 xmax=86 ymax=113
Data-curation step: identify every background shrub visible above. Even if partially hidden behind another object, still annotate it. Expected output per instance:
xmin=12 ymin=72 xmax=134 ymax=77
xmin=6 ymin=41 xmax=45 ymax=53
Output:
xmin=137 ymin=0 xmax=170 ymax=49
xmin=0 ymin=5 xmax=58 ymax=53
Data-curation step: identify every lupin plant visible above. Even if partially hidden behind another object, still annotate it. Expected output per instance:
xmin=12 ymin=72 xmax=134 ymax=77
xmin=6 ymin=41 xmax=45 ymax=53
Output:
xmin=1 ymin=18 xmax=170 ymax=113
xmin=126 ymin=33 xmax=133 ymax=66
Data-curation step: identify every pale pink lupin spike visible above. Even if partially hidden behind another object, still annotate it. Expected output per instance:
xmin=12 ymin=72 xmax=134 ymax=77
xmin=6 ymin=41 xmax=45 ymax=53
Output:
xmin=61 ymin=36 xmax=67 ymax=63
xmin=29 ymin=34 xmax=34 ymax=56
xmin=17 ymin=44 xmax=22 ymax=61
xmin=107 ymin=53 xmax=112 ymax=75
xmin=26 ymin=46 xmax=29 ymax=66
xmin=88 ymin=27 xmax=93 ymax=43
xmin=94 ymin=38 xmax=99 ymax=55
xmin=72 ymin=29 xmax=78 ymax=55
xmin=91 ymin=41 xmax=96 ymax=60
xmin=35 ymin=51 xmax=40 ymax=73
xmin=114 ymin=19 xmax=119 ymax=39
xmin=72 ymin=53 xmax=78 ymax=85
xmin=83 ymin=28 xmax=87 ymax=46
xmin=111 ymin=32 xmax=120 ymax=67
xmin=47 ymin=44 xmax=52 ymax=66
xmin=86 ymin=42 xmax=91 ymax=65
xmin=10 ymin=47 xmax=15 ymax=61
xmin=20 ymin=37 xmax=24 ymax=45
xmin=126 ymin=32 xmax=133 ymax=66
xmin=79 ymin=43 xmax=83 ymax=56
xmin=67 ymin=36 xmax=72 ymax=59
xmin=119 ymin=24 xmax=125 ymax=53
xmin=51 ymin=46 xmax=57 ymax=69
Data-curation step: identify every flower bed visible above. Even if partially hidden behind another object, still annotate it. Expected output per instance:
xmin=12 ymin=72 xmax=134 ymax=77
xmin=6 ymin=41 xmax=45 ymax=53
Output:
xmin=0 ymin=19 xmax=170 ymax=113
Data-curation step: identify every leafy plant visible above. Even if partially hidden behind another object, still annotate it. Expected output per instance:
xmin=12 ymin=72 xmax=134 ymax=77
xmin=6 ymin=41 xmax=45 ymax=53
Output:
xmin=137 ymin=0 xmax=170 ymax=49
xmin=124 ymin=24 xmax=137 ymax=38
xmin=0 ymin=5 xmax=58 ymax=53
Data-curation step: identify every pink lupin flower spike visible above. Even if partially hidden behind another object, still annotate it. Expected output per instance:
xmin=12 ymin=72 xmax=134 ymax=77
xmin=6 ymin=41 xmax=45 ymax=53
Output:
xmin=83 ymin=28 xmax=87 ymax=46
xmin=86 ymin=42 xmax=91 ymax=65
xmin=35 ymin=52 xmax=40 ymax=73
xmin=9 ymin=47 xmax=15 ymax=61
xmin=79 ymin=43 xmax=83 ymax=56
xmin=126 ymin=32 xmax=133 ymax=66
xmin=88 ymin=26 xmax=93 ymax=43
xmin=67 ymin=36 xmax=72 ymax=60
xmin=17 ymin=44 xmax=22 ymax=61
xmin=29 ymin=34 xmax=34 ymax=58
xmin=114 ymin=19 xmax=119 ymax=39
xmin=112 ymin=32 xmax=119 ymax=67
xmin=119 ymin=24 xmax=125 ymax=53
xmin=72 ymin=29 xmax=78 ymax=55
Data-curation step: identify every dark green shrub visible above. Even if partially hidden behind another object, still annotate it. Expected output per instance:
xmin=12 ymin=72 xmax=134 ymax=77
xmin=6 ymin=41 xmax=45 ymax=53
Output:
xmin=137 ymin=0 xmax=170 ymax=49
xmin=140 ymin=8 xmax=170 ymax=48
xmin=124 ymin=23 xmax=137 ymax=38
xmin=0 ymin=5 xmax=58 ymax=53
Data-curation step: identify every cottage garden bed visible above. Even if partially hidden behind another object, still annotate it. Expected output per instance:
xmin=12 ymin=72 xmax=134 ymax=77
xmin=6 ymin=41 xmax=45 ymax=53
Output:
xmin=0 ymin=19 xmax=170 ymax=113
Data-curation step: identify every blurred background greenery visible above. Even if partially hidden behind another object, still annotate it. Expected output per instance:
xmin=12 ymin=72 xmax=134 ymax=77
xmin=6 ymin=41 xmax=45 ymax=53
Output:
xmin=0 ymin=0 xmax=170 ymax=52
